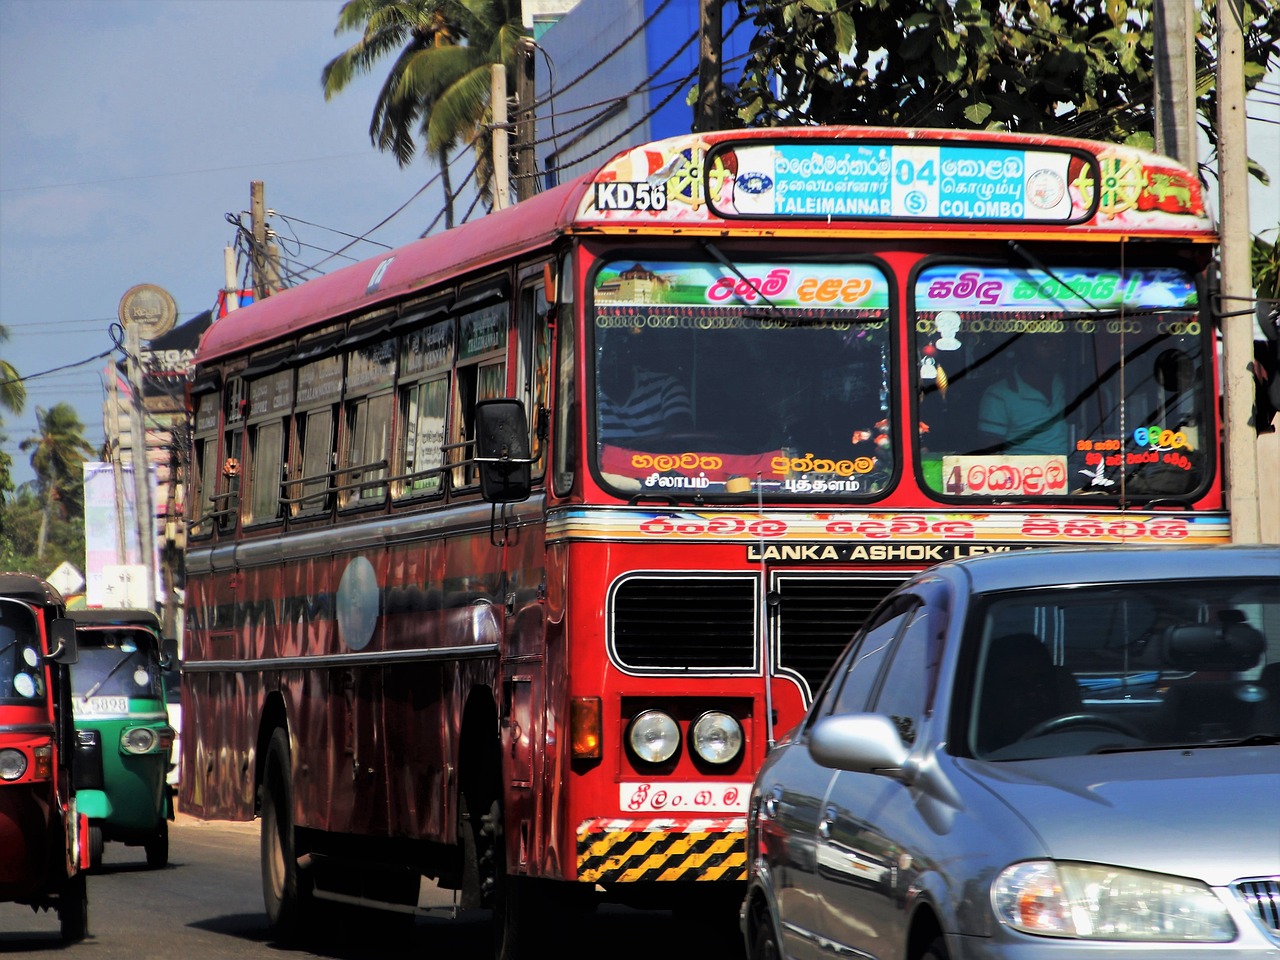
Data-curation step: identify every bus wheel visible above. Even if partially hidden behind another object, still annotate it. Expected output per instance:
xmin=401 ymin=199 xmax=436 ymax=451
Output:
xmin=145 ymin=818 xmax=168 ymax=869
xmin=87 ymin=823 xmax=103 ymax=870
xmin=480 ymin=799 xmax=545 ymax=960
xmin=58 ymin=870 xmax=89 ymax=942
xmin=260 ymin=727 xmax=313 ymax=942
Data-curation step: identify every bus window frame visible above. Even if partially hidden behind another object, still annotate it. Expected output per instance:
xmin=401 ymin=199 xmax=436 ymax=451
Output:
xmin=392 ymin=299 xmax=455 ymax=503
xmin=906 ymin=250 xmax=1217 ymax=506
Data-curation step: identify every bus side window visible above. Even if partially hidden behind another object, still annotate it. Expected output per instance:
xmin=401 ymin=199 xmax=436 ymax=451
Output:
xmin=395 ymin=317 xmax=453 ymax=500
xmin=190 ymin=390 xmax=221 ymax=535
xmin=518 ymin=278 xmax=551 ymax=477
xmin=340 ymin=335 xmax=396 ymax=508
xmin=453 ymin=285 xmax=509 ymax=491
xmin=244 ymin=367 xmax=292 ymax=526
xmin=291 ymin=407 xmax=336 ymax=517
xmin=219 ymin=377 xmax=247 ymax=533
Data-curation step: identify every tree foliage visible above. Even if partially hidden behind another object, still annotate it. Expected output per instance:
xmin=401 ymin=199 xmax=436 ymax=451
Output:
xmin=18 ymin=403 xmax=93 ymax=560
xmin=728 ymin=0 xmax=1280 ymax=173
xmin=322 ymin=0 xmax=526 ymax=227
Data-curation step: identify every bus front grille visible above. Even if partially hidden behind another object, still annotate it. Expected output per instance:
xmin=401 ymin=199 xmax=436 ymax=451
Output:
xmin=609 ymin=575 xmax=905 ymax=697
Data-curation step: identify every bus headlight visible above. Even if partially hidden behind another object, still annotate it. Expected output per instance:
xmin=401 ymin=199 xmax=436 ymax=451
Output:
xmin=628 ymin=709 xmax=680 ymax=764
xmin=0 ymin=747 xmax=27 ymax=780
xmin=691 ymin=710 xmax=743 ymax=765
xmin=121 ymin=726 xmax=159 ymax=755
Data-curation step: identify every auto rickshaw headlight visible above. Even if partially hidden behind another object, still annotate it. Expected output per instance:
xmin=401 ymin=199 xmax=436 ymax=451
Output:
xmin=691 ymin=710 xmax=744 ymax=764
xmin=121 ymin=726 xmax=159 ymax=755
xmin=0 ymin=747 xmax=27 ymax=780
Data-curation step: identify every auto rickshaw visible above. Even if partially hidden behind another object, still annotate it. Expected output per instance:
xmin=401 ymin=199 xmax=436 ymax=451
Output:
xmin=68 ymin=608 xmax=176 ymax=869
xmin=0 ymin=572 xmax=89 ymax=941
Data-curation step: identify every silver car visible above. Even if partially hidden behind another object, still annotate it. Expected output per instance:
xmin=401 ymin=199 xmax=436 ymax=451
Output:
xmin=742 ymin=545 xmax=1280 ymax=959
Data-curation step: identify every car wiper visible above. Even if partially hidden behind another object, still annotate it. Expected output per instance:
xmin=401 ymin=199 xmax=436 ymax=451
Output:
xmin=1095 ymin=733 xmax=1280 ymax=754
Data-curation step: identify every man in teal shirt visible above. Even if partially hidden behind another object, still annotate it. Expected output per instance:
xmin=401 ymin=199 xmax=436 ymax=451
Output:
xmin=977 ymin=336 xmax=1068 ymax=455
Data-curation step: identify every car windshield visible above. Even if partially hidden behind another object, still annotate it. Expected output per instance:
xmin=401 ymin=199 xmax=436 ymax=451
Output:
xmin=0 ymin=599 xmax=46 ymax=705
xmin=591 ymin=257 xmax=892 ymax=500
xmin=967 ymin=577 xmax=1280 ymax=760
xmin=71 ymin=629 xmax=163 ymax=707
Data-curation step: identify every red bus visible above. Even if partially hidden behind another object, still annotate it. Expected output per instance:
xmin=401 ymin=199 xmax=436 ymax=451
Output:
xmin=180 ymin=127 xmax=1227 ymax=955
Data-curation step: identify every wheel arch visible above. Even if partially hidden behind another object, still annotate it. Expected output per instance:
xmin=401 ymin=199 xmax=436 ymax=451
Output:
xmin=254 ymin=691 xmax=289 ymax=816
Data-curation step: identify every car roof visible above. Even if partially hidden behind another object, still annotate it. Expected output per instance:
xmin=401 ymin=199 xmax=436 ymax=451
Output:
xmin=928 ymin=544 xmax=1278 ymax=594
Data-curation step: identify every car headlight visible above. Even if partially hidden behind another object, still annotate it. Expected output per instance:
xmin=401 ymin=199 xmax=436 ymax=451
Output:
xmin=993 ymin=861 xmax=1235 ymax=942
xmin=0 ymin=747 xmax=27 ymax=781
xmin=690 ymin=710 xmax=743 ymax=764
xmin=121 ymin=726 xmax=159 ymax=755
xmin=628 ymin=709 xmax=680 ymax=764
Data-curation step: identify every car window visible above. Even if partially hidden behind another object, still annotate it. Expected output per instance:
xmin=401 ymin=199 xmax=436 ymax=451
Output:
xmin=818 ymin=607 xmax=912 ymax=720
xmin=870 ymin=607 xmax=932 ymax=746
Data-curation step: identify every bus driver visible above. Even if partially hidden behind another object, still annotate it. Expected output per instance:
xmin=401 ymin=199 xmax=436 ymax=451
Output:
xmin=977 ymin=335 xmax=1068 ymax=456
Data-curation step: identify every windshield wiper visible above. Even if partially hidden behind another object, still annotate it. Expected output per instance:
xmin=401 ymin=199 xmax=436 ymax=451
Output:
xmin=81 ymin=651 xmax=136 ymax=701
xmin=1095 ymin=733 xmax=1280 ymax=754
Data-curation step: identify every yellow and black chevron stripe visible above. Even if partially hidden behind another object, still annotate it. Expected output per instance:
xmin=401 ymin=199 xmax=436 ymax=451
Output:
xmin=576 ymin=822 xmax=747 ymax=883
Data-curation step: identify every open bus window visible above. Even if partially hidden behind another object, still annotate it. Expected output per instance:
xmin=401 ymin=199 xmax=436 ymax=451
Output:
xmin=590 ymin=258 xmax=893 ymax=499
xmin=913 ymin=263 xmax=1206 ymax=500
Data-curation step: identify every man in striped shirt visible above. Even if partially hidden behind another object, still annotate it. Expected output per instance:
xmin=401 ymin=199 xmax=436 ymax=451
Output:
xmin=597 ymin=333 xmax=693 ymax=444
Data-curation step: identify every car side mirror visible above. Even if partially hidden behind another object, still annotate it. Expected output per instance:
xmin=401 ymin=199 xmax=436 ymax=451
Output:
xmin=47 ymin=617 xmax=78 ymax=664
xmin=809 ymin=713 xmax=910 ymax=776
xmin=474 ymin=399 xmax=533 ymax=503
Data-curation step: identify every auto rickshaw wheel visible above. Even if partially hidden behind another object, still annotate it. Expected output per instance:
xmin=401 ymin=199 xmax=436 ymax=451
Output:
xmin=145 ymin=818 xmax=168 ymax=868
xmin=88 ymin=823 xmax=104 ymax=870
xmin=58 ymin=870 xmax=89 ymax=942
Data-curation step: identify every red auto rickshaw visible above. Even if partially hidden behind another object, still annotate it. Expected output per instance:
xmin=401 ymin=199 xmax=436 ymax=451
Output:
xmin=0 ymin=572 xmax=89 ymax=941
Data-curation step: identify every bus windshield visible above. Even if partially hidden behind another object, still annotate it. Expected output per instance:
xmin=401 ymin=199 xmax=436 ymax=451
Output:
xmin=0 ymin=600 xmax=46 ymax=705
xmin=591 ymin=257 xmax=892 ymax=500
xmin=914 ymin=263 xmax=1207 ymax=501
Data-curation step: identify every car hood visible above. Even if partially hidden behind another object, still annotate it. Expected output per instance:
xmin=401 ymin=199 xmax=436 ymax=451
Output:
xmin=958 ymin=746 xmax=1280 ymax=885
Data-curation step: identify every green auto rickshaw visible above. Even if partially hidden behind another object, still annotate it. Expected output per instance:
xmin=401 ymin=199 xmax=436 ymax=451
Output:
xmin=69 ymin=609 xmax=176 ymax=869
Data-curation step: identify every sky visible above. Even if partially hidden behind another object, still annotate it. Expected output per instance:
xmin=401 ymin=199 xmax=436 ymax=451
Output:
xmin=0 ymin=0 xmax=448 ymax=490
xmin=1 ymin=0 xmax=1278 ymax=495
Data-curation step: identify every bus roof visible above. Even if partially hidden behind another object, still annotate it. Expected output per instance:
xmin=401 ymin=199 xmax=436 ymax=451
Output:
xmin=196 ymin=126 xmax=1214 ymax=366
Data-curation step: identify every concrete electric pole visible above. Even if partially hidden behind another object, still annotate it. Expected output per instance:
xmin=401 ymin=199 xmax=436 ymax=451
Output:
xmin=1216 ymin=0 xmax=1262 ymax=543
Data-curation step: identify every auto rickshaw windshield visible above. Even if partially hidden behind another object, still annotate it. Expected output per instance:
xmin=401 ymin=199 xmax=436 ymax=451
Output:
xmin=71 ymin=632 xmax=163 ymax=702
xmin=0 ymin=600 xmax=46 ymax=704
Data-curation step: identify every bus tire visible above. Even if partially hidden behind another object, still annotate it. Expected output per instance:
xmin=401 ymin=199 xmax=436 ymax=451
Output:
xmin=58 ymin=870 xmax=89 ymax=942
xmin=260 ymin=727 xmax=313 ymax=942
xmin=477 ymin=797 xmax=543 ymax=960
xmin=145 ymin=818 xmax=168 ymax=868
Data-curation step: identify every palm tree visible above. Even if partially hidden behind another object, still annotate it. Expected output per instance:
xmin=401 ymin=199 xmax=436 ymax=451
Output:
xmin=322 ymin=0 xmax=526 ymax=230
xmin=19 ymin=403 xmax=93 ymax=560
xmin=0 ymin=323 xmax=26 ymax=504
xmin=0 ymin=322 xmax=26 ymax=418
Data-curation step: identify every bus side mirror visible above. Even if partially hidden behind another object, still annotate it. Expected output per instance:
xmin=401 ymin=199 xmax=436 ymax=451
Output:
xmin=475 ymin=399 xmax=533 ymax=503
xmin=161 ymin=638 xmax=179 ymax=670
xmin=48 ymin=618 xmax=78 ymax=664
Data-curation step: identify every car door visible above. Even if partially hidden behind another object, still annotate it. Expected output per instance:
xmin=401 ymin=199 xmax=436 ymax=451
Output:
xmin=764 ymin=602 xmax=914 ymax=960
xmin=810 ymin=593 xmax=946 ymax=958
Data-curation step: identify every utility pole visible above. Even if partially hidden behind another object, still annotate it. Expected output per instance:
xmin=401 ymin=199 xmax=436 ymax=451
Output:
xmin=1153 ymin=0 xmax=1199 ymax=166
xmin=491 ymin=63 xmax=511 ymax=211
xmin=515 ymin=38 xmax=537 ymax=202
xmin=1216 ymin=0 xmax=1261 ymax=543
xmin=251 ymin=181 xmax=270 ymax=300
xmin=695 ymin=0 xmax=723 ymax=133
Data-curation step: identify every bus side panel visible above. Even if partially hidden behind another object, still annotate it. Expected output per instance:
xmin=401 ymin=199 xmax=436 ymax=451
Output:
xmin=537 ymin=538 xmax=571 ymax=879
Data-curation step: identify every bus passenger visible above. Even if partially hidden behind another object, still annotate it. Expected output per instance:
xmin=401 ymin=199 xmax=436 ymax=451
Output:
xmin=977 ymin=335 xmax=1068 ymax=455
xmin=597 ymin=332 xmax=693 ymax=444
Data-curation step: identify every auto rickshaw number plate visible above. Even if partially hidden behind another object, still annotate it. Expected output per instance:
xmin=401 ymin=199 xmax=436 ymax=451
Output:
xmin=74 ymin=696 xmax=129 ymax=715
